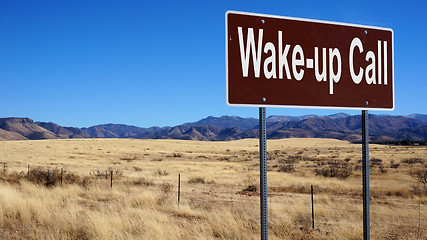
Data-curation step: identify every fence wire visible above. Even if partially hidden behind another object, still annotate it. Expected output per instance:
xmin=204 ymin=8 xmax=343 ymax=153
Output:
xmin=1 ymin=161 xmax=426 ymax=234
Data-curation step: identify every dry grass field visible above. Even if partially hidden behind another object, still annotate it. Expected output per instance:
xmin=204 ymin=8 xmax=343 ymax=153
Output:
xmin=0 ymin=138 xmax=426 ymax=239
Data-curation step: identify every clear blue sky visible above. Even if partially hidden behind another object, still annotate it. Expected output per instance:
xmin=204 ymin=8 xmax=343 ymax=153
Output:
xmin=1 ymin=0 xmax=426 ymax=127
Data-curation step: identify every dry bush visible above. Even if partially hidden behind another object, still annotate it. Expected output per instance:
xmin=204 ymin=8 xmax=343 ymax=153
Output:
xmin=410 ymin=185 xmax=427 ymax=196
xmin=153 ymin=169 xmax=169 ymax=177
xmin=0 ymin=171 xmax=26 ymax=185
xmin=292 ymin=213 xmax=312 ymax=230
xmin=390 ymin=163 xmax=400 ymax=168
xmin=108 ymin=168 xmax=123 ymax=177
xmin=160 ymin=182 xmax=173 ymax=193
xmin=279 ymin=164 xmax=296 ymax=173
xmin=402 ymin=158 xmax=424 ymax=165
xmin=157 ymin=182 xmax=173 ymax=205
xmin=133 ymin=166 xmax=143 ymax=171
xmin=243 ymin=184 xmax=257 ymax=192
xmin=379 ymin=164 xmax=387 ymax=174
xmin=90 ymin=169 xmax=110 ymax=179
xmin=27 ymin=168 xmax=80 ymax=187
xmin=120 ymin=155 xmax=140 ymax=161
xmin=80 ymin=176 xmax=92 ymax=189
xmin=132 ymin=177 xmax=154 ymax=186
xmin=409 ymin=169 xmax=427 ymax=196
xmin=314 ymin=160 xmax=352 ymax=179
xmin=62 ymin=170 xmax=81 ymax=184
xmin=370 ymin=158 xmax=383 ymax=166
xmin=172 ymin=153 xmax=183 ymax=158
xmin=286 ymin=155 xmax=304 ymax=163
xmin=409 ymin=169 xmax=427 ymax=185
xmin=90 ymin=168 xmax=122 ymax=179
xmin=188 ymin=177 xmax=205 ymax=184
xmin=218 ymin=156 xmax=230 ymax=161
xmin=28 ymin=167 xmax=57 ymax=187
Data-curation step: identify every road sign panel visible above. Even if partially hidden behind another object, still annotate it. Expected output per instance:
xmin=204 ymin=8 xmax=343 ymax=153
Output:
xmin=226 ymin=11 xmax=394 ymax=110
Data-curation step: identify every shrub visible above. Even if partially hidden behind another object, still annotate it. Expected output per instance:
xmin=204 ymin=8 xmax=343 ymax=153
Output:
xmin=370 ymin=158 xmax=383 ymax=166
xmin=379 ymin=164 xmax=387 ymax=174
xmin=120 ymin=155 xmax=139 ymax=161
xmin=286 ymin=155 xmax=303 ymax=163
xmin=132 ymin=177 xmax=154 ymax=186
xmin=0 ymin=171 xmax=25 ymax=184
xmin=108 ymin=168 xmax=123 ymax=177
xmin=28 ymin=168 xmax=81 ymax=187
xmin=160 ymin=182 xmax=173 ymax=194
xmin=293 ymin=213 xmax=312 ymax=230
xmin=390 ymin=163 xmax=400 ymax=168
xmin=153 ymin=169 xmax=169 ymax=177
xmin=279 ymin=164 xmax=295 ymax=173
xmin=62 ymin=170 xmax=81 ymax=184
xmin=402 ymin=158 xmax=424 ymax=165
xmin=91 ymin=169 xmax=109 ymax=179
xmin=314 ymin=160 xmax=352 ymax=179
xmin=91 ymin=168 xmax=122 ymax=179
xmin=410 ymin=185 xmax=427 ymax=196
xmin=188 ymin=177 xmax=205 ymax=184
xmin=133 ymin=166 xmax=143 ymax=171
xmin=243 ymin=184 xmax=257 ymax=192
xmin=157 ymin=182 xmax=173 ymax=205
xmin=409 ymin=169 xmax=427 ymax=185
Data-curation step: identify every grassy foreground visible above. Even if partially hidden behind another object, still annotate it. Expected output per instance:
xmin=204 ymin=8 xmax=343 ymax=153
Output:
xmin=0 ymin=138 xmax=426 ymax=239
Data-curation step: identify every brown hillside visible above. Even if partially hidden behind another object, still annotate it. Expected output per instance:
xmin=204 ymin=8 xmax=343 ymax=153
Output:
xmin=0 ymin=128 xmax=26 ymax=140
xmin=0 ymin=118 xmax=54 ymax=139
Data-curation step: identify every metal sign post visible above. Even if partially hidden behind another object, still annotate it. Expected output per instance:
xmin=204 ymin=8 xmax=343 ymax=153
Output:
xmin=259 ymin=107 xmax=268 ymax=240
xmin=362 ymin=110 xmax=370 ymax=240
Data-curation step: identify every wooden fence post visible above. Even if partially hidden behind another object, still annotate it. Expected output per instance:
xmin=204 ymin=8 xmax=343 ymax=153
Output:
xmin=178 ymin=173 xmax=181 ymax=207
xmin=311 ymin=185 xmax=315 ymax=229
xmin=110 ymin=171 xmax=113 ymax=188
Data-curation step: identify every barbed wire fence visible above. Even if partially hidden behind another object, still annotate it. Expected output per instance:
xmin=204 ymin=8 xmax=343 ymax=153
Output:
xmin=0 ymin=161 xmax=425 ymax=238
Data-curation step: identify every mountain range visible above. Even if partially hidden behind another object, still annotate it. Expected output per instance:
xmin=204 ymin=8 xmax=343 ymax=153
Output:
xmin=0 ymin=113 xmax=426 ymax=142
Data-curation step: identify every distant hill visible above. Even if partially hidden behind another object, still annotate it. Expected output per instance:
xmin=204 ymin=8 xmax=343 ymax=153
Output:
xmin=80 ymin=124 xmax=161 ymax=138
xmin=183 ymin=116 xmax=258 ymax=131
xmin=0 ymin=118 xmax=56 ymax=140
xmin=407 ymin=113 xmax=427 ymax=122
xmin=0 ymin=113 xmax=426 ymax=142
xmin=36 ymin=122 xmax=89 ymax=139
xmin=267 ymin=113 xmax=350 ymax=123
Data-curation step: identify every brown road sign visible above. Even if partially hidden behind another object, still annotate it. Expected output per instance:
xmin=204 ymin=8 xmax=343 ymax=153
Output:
xmin=226 ymin=11 xmax=394 ymax=110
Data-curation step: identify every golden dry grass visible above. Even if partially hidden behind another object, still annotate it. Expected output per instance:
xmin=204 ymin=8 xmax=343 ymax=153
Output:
xmin=0 ymin=138 xmax=426 ymax=239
